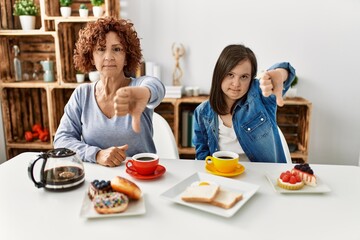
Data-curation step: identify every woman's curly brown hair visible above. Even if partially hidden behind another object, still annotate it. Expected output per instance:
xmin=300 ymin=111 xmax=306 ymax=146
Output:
xmin=73 ymin=16 xmax=142 ymax=77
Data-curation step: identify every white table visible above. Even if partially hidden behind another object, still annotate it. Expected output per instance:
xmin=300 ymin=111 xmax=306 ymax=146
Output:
xmin=1 ymin=152 xmax=359 ymax=240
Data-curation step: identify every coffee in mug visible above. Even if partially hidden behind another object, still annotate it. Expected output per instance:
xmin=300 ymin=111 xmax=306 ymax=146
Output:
xmin=126 ymin=153 xmax=159 ymax=175
xmin=205 ymin=151 xmax=239 ymax=173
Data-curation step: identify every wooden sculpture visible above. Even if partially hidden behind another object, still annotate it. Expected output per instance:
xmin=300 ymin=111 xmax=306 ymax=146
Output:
xmin=172 ymin=43 xmax=185 ymax=86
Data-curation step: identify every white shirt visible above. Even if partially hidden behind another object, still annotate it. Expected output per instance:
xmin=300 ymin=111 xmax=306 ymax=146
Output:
xmin=218 ymin=115 xmax=249 ymax=162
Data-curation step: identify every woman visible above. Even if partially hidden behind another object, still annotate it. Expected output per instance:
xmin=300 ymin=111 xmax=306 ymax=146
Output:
xmin=193 ymin=44 xmax=295 ymax=163
xmin=54 ymin=17 xmax=165 ymax=167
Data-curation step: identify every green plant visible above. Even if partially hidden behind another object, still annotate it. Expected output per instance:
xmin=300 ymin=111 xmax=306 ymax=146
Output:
xmin=291 ymin=75 xmax=298 ymax=88
xmin=13 ymin=0 xmax=39 ymax=16
xmin=80 ymin=4 xmax=88 ymax=9
xmin=59 ymin=0 xmax=73 ymax=7
xmin=91 ymin=0 xmax=104 ymax=6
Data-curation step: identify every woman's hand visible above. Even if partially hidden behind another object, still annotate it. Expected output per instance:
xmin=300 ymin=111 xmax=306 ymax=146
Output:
xmin=114 ymin=86 xmax=151 ymax=133
xmin=96 ymin=144 xmax=128 ymax=167
xmin=259 ymin=69 xmax=288 ymax=107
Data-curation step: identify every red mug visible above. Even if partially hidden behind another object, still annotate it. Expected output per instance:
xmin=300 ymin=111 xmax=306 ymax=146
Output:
xmin=126 ymin=153 xmax=159 ymax=176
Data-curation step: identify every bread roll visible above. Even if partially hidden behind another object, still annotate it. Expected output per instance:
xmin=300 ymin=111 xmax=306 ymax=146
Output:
xmin=111 ymin=176 xmax=142 ymax=200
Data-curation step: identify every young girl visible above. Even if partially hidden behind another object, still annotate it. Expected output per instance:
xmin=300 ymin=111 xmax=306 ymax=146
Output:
xmin=193 ymin=44 xmax=295 ymax=163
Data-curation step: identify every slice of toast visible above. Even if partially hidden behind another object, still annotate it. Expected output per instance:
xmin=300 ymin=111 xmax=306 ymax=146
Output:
xmin=181 ymin=185 xmax=220 ymax=203
xmin=210 ymin=189 xmax=243 ymax=209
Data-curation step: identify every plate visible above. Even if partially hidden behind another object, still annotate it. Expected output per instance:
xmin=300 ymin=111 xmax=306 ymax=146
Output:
xmin=79 ymin=192 xmax=146 ymax=219
xmin=265 ymin=172 xmax=331 ymax=194
xmin=205 ymin=162 xmax=245 ymax=177
xmin=126 ymin=164 xmax=166 ymax=180
xmin=160 ymin=172 xmax=259 ymax=218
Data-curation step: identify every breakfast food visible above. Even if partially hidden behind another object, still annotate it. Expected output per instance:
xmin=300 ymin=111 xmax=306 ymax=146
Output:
xmin=181 ymin=181 xmax=243 ymax=209
xmin=210 ymin=189 xmax=243 ymax=209
xmin=93 ymin=192 xmax=129 ymax=214
xmin=181 ymin=181 xmax=220 ymax=203
xmin=291 ymin=163 xmax=317 ymax=186
xmin=277 ymin=171 xmax=304 ymax=190
xmin=111 ymin=176 xmax=142 ymax=200
xmin=88 ymin=179 xmax=113 ymax=200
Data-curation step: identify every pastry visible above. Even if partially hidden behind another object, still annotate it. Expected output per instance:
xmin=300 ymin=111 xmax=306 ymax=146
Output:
xmin=88 ymin=179 xmax=112 ymax=200
xmin=277 ymin=171 xmax=304 ymax=190
xmin=111 ymin=176 xmax=142 ymax=200
xmin=292 ymin=163 xmax=317 ymax=186
xmin=93 ymin=192 xmax=129 ymax=214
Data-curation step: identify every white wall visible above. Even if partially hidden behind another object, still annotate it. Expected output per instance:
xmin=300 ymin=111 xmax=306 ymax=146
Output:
xmin=126 ymin=0 xmax=360 ymax=165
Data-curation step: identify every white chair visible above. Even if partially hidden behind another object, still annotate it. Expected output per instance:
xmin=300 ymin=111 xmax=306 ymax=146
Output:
xmin=152 ymin=112 xmax=180 ymax=159
xmin=278 ymin=126 xmax=292 ymax=164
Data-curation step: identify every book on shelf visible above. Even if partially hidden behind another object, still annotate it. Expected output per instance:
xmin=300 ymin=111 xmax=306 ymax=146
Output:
xmin=165 ymin=86 xmax=183 ymax=98
xmin=188 ymin=111 xmax=195 ymax=147
xmin=181 ymin=110 xmax=195 ymax=147
xmin=181 ymin=110 xmax=189 ymax=147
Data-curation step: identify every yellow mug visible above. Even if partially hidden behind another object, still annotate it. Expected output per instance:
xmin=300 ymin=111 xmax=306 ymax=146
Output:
xmin=205 ymin=151 xmax=239 ymax=173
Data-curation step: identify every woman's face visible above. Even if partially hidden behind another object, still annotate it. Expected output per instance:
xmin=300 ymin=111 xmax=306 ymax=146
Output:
xmin=221 ymin=59 xmax=252 ymax=108
xmin=92 ymin=31 xmax=126 ymax=78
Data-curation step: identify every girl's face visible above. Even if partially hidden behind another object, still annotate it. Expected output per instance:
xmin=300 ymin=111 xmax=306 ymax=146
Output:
xmin=221 ymin=59 xmax=252 ymax=109
xmin=92 ymin=31 xmax=126 ymax=78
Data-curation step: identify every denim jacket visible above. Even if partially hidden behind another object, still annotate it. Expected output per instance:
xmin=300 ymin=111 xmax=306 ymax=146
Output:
xmin=193 ymin=62 xmax=296 ymax=163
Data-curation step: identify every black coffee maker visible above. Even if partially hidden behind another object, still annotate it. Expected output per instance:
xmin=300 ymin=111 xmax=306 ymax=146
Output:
xmin=28 ymin=148 xmax=85 ymax=191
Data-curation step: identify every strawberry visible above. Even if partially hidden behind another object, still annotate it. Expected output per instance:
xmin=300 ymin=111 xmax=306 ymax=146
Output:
xmin=289 ymin=176 xmax=297 ymax=184
xmin=282 ymin=174 xmax=290 ymax=182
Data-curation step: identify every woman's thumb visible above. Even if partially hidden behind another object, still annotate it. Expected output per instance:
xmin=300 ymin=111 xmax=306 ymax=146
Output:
xmin=118 ymin=144 xmax=129 ymax=150
xmin=132 ymin=114 xmax=141 ymax=133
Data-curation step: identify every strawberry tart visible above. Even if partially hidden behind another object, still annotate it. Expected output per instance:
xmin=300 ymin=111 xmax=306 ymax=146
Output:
xmin=291 ymin=163 xmax=317 ymax=187
xmin=277 ymin=171 xmax=304 ymax=190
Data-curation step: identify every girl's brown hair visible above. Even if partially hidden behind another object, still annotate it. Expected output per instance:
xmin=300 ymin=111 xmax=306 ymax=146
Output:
xmin=209 ymin=44 xmax=257 ymax=115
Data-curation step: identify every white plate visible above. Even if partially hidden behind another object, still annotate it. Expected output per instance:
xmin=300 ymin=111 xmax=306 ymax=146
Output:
xmin=160 ymin=172 xmax=259 ymax=218
xmin=79 ymin=192 xmax=146 ymax=219
xmin=265 ymin=172 xmax=331 ymax=194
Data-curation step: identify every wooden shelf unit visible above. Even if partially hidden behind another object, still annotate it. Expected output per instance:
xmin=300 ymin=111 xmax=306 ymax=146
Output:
xmin=154 ymin=96 xmax=209 ymax=159
xmin=0 ymin=0 xmax=120 ymax=159
xmin=0 ymin=1 xmax=312 ymax=162
xmin=155 ymin=96 xmax=312 ymax=163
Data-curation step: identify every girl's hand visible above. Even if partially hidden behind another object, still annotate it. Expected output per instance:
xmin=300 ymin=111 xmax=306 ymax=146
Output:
xmin=259 ymin=69 xmax=288 ymax=107
xmin=96 ymin=144 xmax=128 ymax=167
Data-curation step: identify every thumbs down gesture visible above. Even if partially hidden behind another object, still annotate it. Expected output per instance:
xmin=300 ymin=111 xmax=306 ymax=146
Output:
xmin=259 ymin=68 xmax=288 ymax=107
xmin=114 ymin=86 xmax=151 ymax=133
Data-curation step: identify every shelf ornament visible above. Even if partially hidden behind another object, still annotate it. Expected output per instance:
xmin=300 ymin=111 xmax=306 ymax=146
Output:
xmin=172 ymin=43 xmax=185 ymax=86
xmin=59 ymin=0 xmax=73 ymax=18
xmin=13 ymin=0 xmax=39 ymax=30
xmin=91 ymin=0 xmax=104 ymax=17
xmin=79 ymin=4 xmax=89 ymax=18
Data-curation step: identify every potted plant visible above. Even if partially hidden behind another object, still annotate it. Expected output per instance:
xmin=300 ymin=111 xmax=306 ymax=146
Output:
xmin=13 ymin=0 xmax=40 ymax=30
xmin=79 ymin=4 xmax=88 ymax=18
xmin=91 ymin=0 xmax=104 ymax=17
xmin=75 ymin=70 xmax=85 ymax=83
xmin=286 ymin=75 xmax=298 ymax=98
xmin=59 ymin=0 xmax=72 ymax=18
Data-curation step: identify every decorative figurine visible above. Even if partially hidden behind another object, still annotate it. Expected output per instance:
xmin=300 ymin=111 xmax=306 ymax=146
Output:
xmin=172 ymin=43 xmax=185 ymax=86
xmin=13 ymin=45 xmax=22 ymax=81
